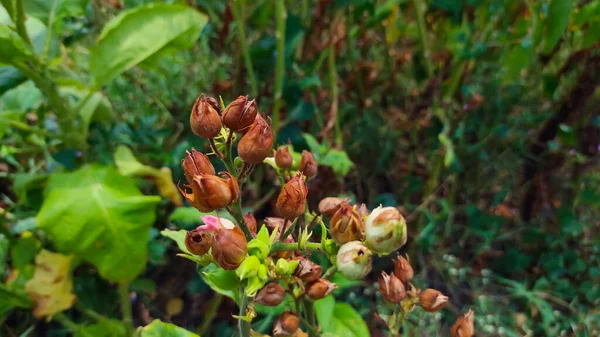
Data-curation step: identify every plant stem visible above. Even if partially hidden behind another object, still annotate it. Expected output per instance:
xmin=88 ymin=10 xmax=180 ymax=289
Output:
xmin=198 ymin=294 xmax=223 ymax=335
xmin=302 ymin=298 xmax=320 ymax=337
xmin=238 ymin=288 xmax=251 ymax=337
xmin=271 ymin=241 xmax=322 ymax=252
xmin=231 ymin=0 xmax=258 ymax=98
xmin=15 ymin=0 xmax=33 ymax=46
xmin=54 ymin=313 xmax=94 ymax=337
xmin=322 ymin=266 xmax=337 ymax=279
xmin=272 ymin=0 xmax=286 ymax=134
xmin=220 ymin=140 xmax=253 ymax=240
xmin=119 ymin=283 xmax=134 ymax=337
xmin=412 ymin=0 xmax=432 ymax=76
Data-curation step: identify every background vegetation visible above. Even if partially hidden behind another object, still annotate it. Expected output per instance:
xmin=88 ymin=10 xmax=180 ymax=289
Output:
xmin=1 ymin=0 xmax=599 ymax=336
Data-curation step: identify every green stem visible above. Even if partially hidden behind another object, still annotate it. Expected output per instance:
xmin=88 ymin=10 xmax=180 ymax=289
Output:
xmin=271 ymin=241 xmax=322 ymax=252
xmin=231 ymin=0 xmax=258 ymax=98
xmin=238 ymin=288 xmax=251 ymax=337
xmin=54 ymin=313 xmax=93 ymax=337
xmin=43 ymin=0 xmax=58 ymax=61
xmin=119 ymin=283 xmax=134 ymax=337
xmin=303 ymin=298 xmax=320 ymax=337
xmin=412 ymin=0 xmax=432 ymax=76
xmin=322 ymin=266 xmax=337 ymax=279
xmin=272 ymin=0 xmax=286 ymax=134
xmin=198 ymin=294 xmax=223 ymax=335
xmin=15 ymin=0 xmax=33 ymax=46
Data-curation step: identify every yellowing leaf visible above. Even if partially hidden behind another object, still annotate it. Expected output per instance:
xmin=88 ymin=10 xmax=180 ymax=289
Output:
xmin=25 ymin=250 xmax=75 ymax=319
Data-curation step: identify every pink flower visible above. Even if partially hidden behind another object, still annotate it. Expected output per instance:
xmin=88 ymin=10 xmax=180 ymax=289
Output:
xmin=198 ymin=215 xmax=235 ymax=232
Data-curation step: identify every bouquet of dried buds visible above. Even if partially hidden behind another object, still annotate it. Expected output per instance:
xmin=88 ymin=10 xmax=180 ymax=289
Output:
xmin=178 ymin=95 xmax=475 ymax=337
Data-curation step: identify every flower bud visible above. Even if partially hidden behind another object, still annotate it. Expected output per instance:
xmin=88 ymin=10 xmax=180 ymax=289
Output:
xmin=222 ymin=96 xmax=258 ymax=132
xmin=299 ymin=151 xmax=318 ymax=178
xmin=182 ymin=148 xmax=215 ymax=184
xmin=255 ymin=282 xmax=286 ymax=306
xmin=273 ymin=311 xmax=300 ymax=337
xmin=190 ymin=95 xmax=222 ymax=138
xmin=179 ymin=172 xmax=240 ymax=212
xmin=306 ymin=279 xmax=337 ymax=300
xmin=238 ymin=114 xmax=274 ymax=164
xmin=236 ymin=255 xmax=261 ymax=280
xmin=365 ymin=206 xmax=407 ymax=255
xmin=185 ymin=228 xmax=212 ymax=255
xmin=212 ymin=225 xmax=248 ymax=270
xmin=451 ymin=310 xmax=475 ymax=337
xmin=357 ymin=203 xmax=369 ymax=219
xmin=378 ymin=272 xmax=406 ymax=303
xmin=318 ymin=197 xmax=350 ymax=216
xmin=275 ymin=146 xmax=293 ymax=169
xmin=393 ymin=254 xmax=414 ymax=283
xmin=293 ymin=257 xmax=322 ymax=283
xmin=336 ymin=241 xmax=372 ymax=280
xmin=276 ymin=173 xmax=308 ymax=220
xmin=244 ymin=212 xmax=257 ymax=234
xmin=418 ymin=289 xmax=448 ymax=313
xmin=330 ymin=203 xmax=364 ymax=245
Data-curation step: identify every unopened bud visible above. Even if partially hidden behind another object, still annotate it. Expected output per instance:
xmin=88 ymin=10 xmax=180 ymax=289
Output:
xmin=238 ymin=114 xmax=274 ymax=164
xmin=273 ymin=311 xmax=300 ymax=337
xmin=276 ymin=173 xmax=308 ymax=220
xmin=365 ymin=206 xmax=407 ymax=255
xmin=255 ymin=282 xmax=286 ymax=306
xmin=306 ymin=279 xmax=337 ymax=300
xmin=182 ymin=148 xmax=215 ymax=184
xmin=212 ymin=224 xmax=248 ymax=270
xmin=276 ymin=258 xmax=299 ymax=276
xmin=451 ymin=310 xmax=475 ymax=337
xmin=357 ymin=203 xmax=369 ymax=218
xmin=236 ymin=255 xmax=262 ymax=280
xmin=418 ymin=289 xmax=448 ymax=313
xmin=378 ymin=272 xmax=405 ymax=303
xmin=393 ymin=254 xmax=414 ymax=283
xmin=185 ymin=228 xmax=212 ymax=255
xmin=190 ymin=95 xmax=222 ymax=138
xmin=275 ymin=146 xmax=293 ymax=169
xmin=336 ymin=241 xmax=372 ymax=280
xmin=299 ymin=151 xmax=318 ymax=178
xmin=179 ymin=172 xmax=239 ymax=212
xmin=293 ymin=257 xmax=322 ymax=283
xmin=330 ymin=203 xmax=364 ymax=245
xmin=318 ymin=197 xmax=349 ymax=216
xmin=222 ymin=96 xmax=258 ymax=132
xmin=244 ymin=212 xmax=257 ymax=235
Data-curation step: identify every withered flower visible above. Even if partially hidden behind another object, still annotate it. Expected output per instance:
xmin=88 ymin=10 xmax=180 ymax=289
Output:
xmin=212 ymin=224 xmax=248 ymax=270
xmin=378 ymin=272 xmax=406 ymax=303
xmin=293 ymin=257 xmax=322 ymax=283
xmin=299 ymin=150 xmax=318 ymax=178
xmin=190 ymin=95 xmax=222 ymax=138
xmin=222 ymin=95 xmax=258 ymax=132
xmin=275 ymin=146 xmax=293 ymax=169
xmin=318 ymin=197 xmax=349 ymax=216
xmin=306 ymin=279 xmax=337 ymax=300
xmin=182 ymin=148 xmax=215 ymax=183
xmin=451 ymin=310 xmax=475 ymax=337
xmin=243 ymin=212 xmax=258 ymax=235
xmin=179 ymin=172 xmax=239 ymax=212
xmin=273 ymin=311 xmax=300 ymax=337
xmin=419 ymin=289 xmax=449 ymax=313
xmin=276 ymin=173 xmax=308 ymax=220
xmin=238 ymin=114 xmax=274 ymax=164
xmin=185 ymin=228 xmax=212 ymax=256
xmin=393 ymin=254 xmax=414 ymax=283
xmin=330 ymin=203 xmax=364 ymax=245
xmin=255 ymin=282 xmax=286 ymax=306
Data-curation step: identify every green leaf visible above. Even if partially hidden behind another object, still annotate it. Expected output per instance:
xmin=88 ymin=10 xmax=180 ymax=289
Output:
xmin=0 ymin=282 xmax=33 ymax=321
xmin=24 ymin=0 xmax=89 ymax=25
xmin=10 ymin=232 xmax=41 ymax=269
xmin=320 ymin=149 xmax=354 ymax=177
xmin=0 ymin=234 xmax=8 ymax=276
xmin=90 ymin=3 xmax=207 ymax=86
xmin=0 ymin=23 xmax=34 ymax=65
xmin=201 ymin=263 xmax=240 ymax=302
xmin=541 ymin=0 xmax=574 ymax=53
xmin=160 ymin=229 xmax=192 ymax=254
xmin=141 ymin=319 xmax=200 ymax=337
xmin=75 ymin=319 xmax=126 ymax=337
xmin=327 ymin=303 xmax=370 ymax=337
xmin=314 ymin=295 xmax=336 ymax=331
xmin=36 ymin=165 xmax=160 ymax=283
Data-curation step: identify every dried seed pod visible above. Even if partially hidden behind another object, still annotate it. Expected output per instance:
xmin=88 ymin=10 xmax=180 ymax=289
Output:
xmin=182 ymin=148 xmax=215 ymax=183
xmin=419 ymin=289 xmax=449 ymax=313
xmin=318 ymin=197 xmax=349 ymax=216
xmin=330 ymin=203 xmax=364 ymax=245
xmin=276 ymin=173 xmax=308 ymax=220
xmin=336 ymin=241 xmax=373 ymax=280
xmin=365 ymin=206 xmax=407 ymax=255
xmin=293 ymin=257 xmax=322 ymax=283
xmin=222 ymin=95 xmax=258 ymax=132
xmin=393 ymin=254 xmax=414 ymax=283
xmin=179 ymin=172 xmax=239 ymax=212
xmin=273 ymin=311 xmax=300 ymax=337
xmin=185 ymin=229 xmax=212 ymax=256
xmin=238 ymin=114 xmax=274 ymax=164
xmin=378 ymin=272 xmax=406 ymax=303
xmin=255 ymin=282 xmax=286 ymax=306
xmin=451 ymin=310 xmax=475 ymax=337
xmin=211 ymin=224 xmax=248 ymax=270
xmin=244 ymin=212 xmax=257 ymax=235
xmin=299 ymin=150 xmax=318 ymax=178
xmin=306 ymin=279 xmax=337 ymax=300
xmin=190 ymin=95 xmax=222 ymax=138
xmin=275 ymin=146 xmax=293 ymax=169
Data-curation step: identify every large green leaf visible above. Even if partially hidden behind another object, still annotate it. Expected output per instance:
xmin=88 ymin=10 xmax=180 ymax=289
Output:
xmin=36 ymin=165 xmax=160 ymax=283
xmin=315 ymin=296 xmax=370 ymax=337
xmin=0 ymin=23 xmax=34 ymax=65
xmin=90 ymin=3 xmax=207 ymax=86
xmin=541 ymin=0 xmax=574 ymax=53
xmin=24 ymin=0 xmax=89 ymax=25
xmin=141 ymin=319 xmax=200 ymax=337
